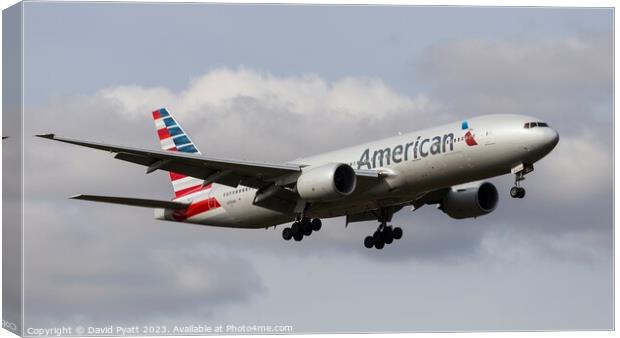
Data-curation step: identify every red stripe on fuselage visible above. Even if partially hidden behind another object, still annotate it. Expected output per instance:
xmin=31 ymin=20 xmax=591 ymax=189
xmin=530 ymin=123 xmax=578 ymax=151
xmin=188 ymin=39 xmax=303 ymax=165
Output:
xmin=174 ymin=183 xmax=212 ymax=198
xmin=172 ymin=196 xmax=221 ymax=221
xmin=170 ymin=172 xmax=186 ymax=181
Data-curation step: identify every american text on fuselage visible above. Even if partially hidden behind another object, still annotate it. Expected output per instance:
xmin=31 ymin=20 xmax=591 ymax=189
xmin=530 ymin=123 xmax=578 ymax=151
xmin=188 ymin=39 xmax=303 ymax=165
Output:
xmin=357 ymin=132 xmax=455 ymax=169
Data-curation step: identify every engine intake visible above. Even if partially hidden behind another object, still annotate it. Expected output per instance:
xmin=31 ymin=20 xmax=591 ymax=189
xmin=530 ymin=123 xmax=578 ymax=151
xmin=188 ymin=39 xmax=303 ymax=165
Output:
xmin=296 ymin=163 xmax=356 ymax=201
xmin=441 ymin=182 xmax=498 ymax=219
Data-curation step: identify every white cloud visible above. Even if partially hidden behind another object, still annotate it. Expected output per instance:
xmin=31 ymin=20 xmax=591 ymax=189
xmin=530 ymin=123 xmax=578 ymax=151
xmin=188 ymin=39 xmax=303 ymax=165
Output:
xmin=99 ymin=67 xmax=439 ymax=123
xmin=480 ymin=223 xmax=611 ymax=266
xmin=23 ymin=202 xmax=264 ymax=326
xmin=528 ymin=133 xmax=612 ymax=204
xmin=91 ymin=67 xmax=445 ymax=162
xmin=420 ymin=35 xmax=611 ymax=96
xmin=418 ymin=34 xmax=613 ymax=133
xmin=99 ymin=85 xmax=176 ymax=120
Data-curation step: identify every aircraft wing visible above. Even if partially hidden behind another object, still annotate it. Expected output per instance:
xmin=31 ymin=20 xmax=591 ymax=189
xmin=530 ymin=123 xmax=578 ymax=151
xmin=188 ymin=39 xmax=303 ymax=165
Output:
xmin=37 ymin=134 xmax=383 ymax=190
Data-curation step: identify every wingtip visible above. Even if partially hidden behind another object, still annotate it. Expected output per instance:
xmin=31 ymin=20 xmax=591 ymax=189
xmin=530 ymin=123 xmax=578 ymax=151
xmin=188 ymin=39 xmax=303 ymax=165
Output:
xmin=68 ymin=194 xmax=83 ymax=199
xmin=36 ymin=133 xmax=56 ymax=139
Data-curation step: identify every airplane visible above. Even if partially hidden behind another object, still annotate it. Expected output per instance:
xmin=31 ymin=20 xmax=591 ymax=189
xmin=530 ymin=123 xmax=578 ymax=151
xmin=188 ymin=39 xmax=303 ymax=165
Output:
xmin=37 ymin=108 xmax=559 ymax=250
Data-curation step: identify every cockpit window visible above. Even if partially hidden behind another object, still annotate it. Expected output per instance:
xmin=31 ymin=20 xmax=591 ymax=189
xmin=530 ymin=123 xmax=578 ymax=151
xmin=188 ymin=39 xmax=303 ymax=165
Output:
xmin=524 ymin=122 xmax=549 ymax=129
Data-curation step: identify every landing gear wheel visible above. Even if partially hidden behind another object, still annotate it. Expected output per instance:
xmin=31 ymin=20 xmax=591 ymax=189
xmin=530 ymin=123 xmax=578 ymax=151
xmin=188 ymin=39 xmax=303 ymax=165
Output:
xmin=392 ymin=227 xmax=403 ymax=240
xmin=373 ymin=231 xmax=382 ymax=243
xmin=364 ymin=236 xmax=374 ymax=249
xmin=282 ymin=228 xmax=293 ymax=241
xmin=311 ymin=218 xmax=322 ymax=231
xmin=374 ymin=240 xmax=385 ymax=250
xmin=382 ymin=227 xmax=394 ymax=244
xmin=291 ymin=222 xmax=301 ymax=236
xmin=293 ymin=232 xmax=303 ymax=241
xmin=300 ymin=218 xmax=312 ymax=236
xmin=302 ymin=223 xmax=312 ymax=236
xmin=511 ymin=186 xmax=526 ymax=199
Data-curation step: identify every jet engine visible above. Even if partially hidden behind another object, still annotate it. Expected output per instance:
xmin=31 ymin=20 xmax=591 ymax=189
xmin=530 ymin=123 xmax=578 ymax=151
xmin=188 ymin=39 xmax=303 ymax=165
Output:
xmin=440 ymin=182 xmax=498 ymax=219
xmin=296 ymin=163 xmax=356 ymax=201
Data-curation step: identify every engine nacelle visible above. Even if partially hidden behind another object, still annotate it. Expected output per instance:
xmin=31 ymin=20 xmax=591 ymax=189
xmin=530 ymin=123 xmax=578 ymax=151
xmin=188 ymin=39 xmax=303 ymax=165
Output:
xmin=296 ymin=163 xmax=357 ymax=201
xmin=441 ymin=182 xmax=498 ymax=219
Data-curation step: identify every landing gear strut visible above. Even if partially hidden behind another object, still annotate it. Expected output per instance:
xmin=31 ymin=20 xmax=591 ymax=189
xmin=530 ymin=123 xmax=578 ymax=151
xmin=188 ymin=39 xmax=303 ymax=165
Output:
xmin=282 ymin=217 xmax=322 ymax=242
xmin=510 ymin=163 xmax=533 ymax=199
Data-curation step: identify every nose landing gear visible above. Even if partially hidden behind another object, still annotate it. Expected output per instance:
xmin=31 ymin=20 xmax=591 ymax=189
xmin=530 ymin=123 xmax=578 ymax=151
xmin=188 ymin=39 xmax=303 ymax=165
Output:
xmin=510 ymin=163 xmax=533 ymax=199
xmin=510 ymin=186 xmax=525 ymax=199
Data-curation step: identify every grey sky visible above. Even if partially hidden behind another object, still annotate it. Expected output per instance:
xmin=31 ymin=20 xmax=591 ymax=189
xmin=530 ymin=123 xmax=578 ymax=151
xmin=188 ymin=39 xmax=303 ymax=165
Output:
xmin=13 ymin=2 xmax=613 ymax=333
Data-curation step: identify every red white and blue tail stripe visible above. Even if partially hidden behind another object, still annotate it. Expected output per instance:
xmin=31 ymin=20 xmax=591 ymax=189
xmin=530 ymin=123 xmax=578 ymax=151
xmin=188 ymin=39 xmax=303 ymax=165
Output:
xmin=152 ymin=108 xmax=210 ymax=198
xmin=152 ymin=108 xmax=201 ymax=154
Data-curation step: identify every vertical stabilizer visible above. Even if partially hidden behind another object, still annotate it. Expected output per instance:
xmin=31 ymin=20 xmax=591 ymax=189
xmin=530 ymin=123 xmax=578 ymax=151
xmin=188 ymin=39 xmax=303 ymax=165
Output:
xmin=151 ymin=108 xmax=209 ymax=198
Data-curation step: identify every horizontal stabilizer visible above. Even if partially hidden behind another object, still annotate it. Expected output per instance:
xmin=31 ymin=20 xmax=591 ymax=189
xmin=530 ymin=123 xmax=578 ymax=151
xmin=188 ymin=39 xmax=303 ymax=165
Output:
xmin=69 ymin=194 xmax=190 ymax=210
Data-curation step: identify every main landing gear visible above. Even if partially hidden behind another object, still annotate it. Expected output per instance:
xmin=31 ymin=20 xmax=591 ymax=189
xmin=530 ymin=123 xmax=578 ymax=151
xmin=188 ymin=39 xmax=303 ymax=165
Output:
xmin=362 ymin=206 xmax=402 ymax=250
xmin=282 ymin=217 xmax=322 ymax=242
xmin=510 ymin=163 xmax=533 ymax=199
xmin=364 ymin=223 xmax=403 ymax=250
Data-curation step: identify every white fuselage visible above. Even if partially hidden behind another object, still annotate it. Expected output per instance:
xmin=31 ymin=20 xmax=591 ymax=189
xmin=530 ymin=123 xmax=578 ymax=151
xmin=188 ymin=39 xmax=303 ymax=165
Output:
xmin=157 ymin=114 xmax=559 ymax=228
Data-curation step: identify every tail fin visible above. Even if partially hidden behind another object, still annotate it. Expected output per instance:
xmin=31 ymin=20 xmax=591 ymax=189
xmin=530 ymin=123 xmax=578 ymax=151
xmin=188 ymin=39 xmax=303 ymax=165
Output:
xmin=152 ymin=108 xmax=201 ymax=154
xmin=151 ymin=108 xmax=208 ymax=198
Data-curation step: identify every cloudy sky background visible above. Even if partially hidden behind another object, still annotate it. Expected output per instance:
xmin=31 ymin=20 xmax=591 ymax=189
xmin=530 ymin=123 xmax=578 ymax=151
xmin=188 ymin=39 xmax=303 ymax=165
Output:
xmin=13 ymin=3 xmax=613 ymax=332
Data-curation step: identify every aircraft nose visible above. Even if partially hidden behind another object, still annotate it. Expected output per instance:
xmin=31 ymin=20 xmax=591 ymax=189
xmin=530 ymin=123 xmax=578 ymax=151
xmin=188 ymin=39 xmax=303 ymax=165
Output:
xmin=545 ymin=127 xmax=560 ymax=150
